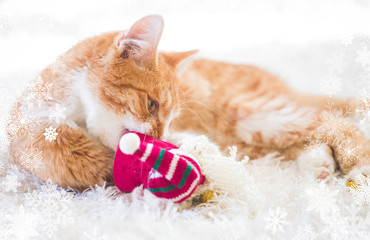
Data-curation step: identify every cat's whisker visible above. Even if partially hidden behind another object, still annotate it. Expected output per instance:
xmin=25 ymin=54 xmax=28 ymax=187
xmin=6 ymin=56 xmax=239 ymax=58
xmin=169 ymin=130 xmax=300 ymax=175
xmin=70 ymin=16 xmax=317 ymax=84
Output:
xmin=179 ymin=100 xmax=235 ymax=125
xmin=178 ymin=106 xmax=209 ymax=125
xmin=180 ymin=99 xmax=216 ymax=113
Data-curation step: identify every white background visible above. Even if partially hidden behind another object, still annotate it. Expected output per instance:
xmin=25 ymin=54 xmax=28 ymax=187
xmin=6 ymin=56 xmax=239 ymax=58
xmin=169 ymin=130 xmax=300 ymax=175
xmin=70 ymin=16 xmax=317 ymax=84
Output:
xmin=1 ymin=0 xmax=370 ymax=98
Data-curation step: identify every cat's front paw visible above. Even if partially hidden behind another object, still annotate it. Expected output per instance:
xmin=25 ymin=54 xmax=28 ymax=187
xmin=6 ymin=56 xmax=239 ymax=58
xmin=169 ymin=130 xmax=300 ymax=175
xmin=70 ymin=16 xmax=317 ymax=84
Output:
xmin=297 ymin=145 xmax=336 ymax=179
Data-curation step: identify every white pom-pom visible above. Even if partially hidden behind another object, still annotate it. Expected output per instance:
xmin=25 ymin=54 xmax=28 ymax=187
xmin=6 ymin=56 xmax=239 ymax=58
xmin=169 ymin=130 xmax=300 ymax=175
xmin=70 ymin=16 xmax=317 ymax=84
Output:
xmin=119 ymin=133 xmax=141 ymax=155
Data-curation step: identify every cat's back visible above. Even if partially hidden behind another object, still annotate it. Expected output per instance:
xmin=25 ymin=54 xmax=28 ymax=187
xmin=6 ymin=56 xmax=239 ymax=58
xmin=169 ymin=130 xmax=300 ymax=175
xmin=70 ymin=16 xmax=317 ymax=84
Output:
xmin=179 ymin=58 xmax=291 ymax=101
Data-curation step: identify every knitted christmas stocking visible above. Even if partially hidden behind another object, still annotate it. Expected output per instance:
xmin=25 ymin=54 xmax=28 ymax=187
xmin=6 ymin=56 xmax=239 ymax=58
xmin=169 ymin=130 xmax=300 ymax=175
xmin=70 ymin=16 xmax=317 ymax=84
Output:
xmin=113 ymin=132 xmax=205 ymax=203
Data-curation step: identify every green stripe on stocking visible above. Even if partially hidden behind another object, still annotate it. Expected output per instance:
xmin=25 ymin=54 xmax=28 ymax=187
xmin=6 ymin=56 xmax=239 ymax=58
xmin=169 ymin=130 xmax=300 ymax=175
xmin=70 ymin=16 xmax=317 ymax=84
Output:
xmin=153 ymin=149 xmax=165 ymax=171
xmin=149 ymin=184 xmax=176 ymax=193
xmin=178 ymin=165 xmax=192 ymax=188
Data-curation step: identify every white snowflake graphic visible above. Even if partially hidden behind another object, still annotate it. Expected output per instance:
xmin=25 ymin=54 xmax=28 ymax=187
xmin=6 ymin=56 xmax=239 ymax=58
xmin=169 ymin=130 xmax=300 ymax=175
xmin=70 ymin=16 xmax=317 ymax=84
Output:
xmin=326 ymin=51 xmax=348 ymax=74
xmin=39 ymin=15 xmax=54 ymax=28
xmin=218 ymin=236 xmax=236 ymax=240
xmin=50 ymin=56 xmax=67 ymax=75
xmin=0 ymin=160 xmax=4 ymax=173
xmin=336 ymin=141 xmax=361 ymax=168
xmin=29 ymin=76 xmax=53 ymax=107
xmin=344 ymin=206 xmax=370 ymax=240
xmin=20 ymin=145 xmax=43 ymax=170
xmin=43 ymin=126 xmax=58 ymax=142
xmin=322 ymin=213 xmax=349 ymax=240
xmin=305 ymin=181 xmax=339 ymax=219
xmin=264 ymin=207 xmax=288 ymax=235
xmin=340 ymin=34 xmax=353 ymax=46
xmin=357 ymin=69 xmax=370 ymax=99
xmin=356 ymin=46 xmax=370 ymax=67
xmin=49 ymin=103 xmax=66 ymax=124
xmin=348 ymin=174 xmax=370 ymax=206
xmin=0 ymin=122 xmax=11 ymax=149
xmin=1 ymin=174 xmax=21 ymax=193
xmin=293 ymin=225 xmax=317 ymax=240
xmin=25 ymin=178 xmax=74 ymax=238
xmin=356 ymin=99 xmax=370 ymax=124
xmin=320 ymin=71 xmax=342 ymax=98
xmin=3 ymin=205 xmax=39 ymax=240
xmin=0 ymin=80 xmax=12 ymax=110
xmin=357 ymin=108 xmax=370 ymax=124
xmin=6 ymin=106 xmax=38 ymax=139
xmin=81 ymin=228 xmax=111 ymax=240
xmin=315 ymin=111 xmax=347 ymax=145
xmin=0 ymin=12 xmax=15 ymax=33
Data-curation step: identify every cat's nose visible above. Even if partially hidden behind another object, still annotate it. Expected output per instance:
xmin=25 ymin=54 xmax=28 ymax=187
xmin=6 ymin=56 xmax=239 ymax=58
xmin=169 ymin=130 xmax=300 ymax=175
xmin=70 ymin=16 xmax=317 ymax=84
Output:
xmin=148 ymin=127 xmax=164 ymax=140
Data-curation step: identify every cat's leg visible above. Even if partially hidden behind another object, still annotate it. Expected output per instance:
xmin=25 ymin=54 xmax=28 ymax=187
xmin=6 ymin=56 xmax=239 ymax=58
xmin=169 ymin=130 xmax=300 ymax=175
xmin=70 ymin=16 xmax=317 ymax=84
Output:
xmin=233 ymin=96 xmax=370 ymax=178
xmin=9 ymin=123 xmax=114 ymax=190
xmin=297 ymin=144 xmax=336 ymax=179
xmin=315 ymin=112 xmax=370 ymax=175
xmin=235 ymin=141 xmax=337 ymax=179
xmin=232 ymin=96 xmax=319 ymax=150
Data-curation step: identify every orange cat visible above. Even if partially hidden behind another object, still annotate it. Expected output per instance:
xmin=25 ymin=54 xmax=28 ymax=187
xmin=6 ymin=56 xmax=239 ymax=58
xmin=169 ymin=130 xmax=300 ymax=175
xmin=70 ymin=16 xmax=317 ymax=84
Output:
xmin=7 ymin=15 xmax=370 ymax=189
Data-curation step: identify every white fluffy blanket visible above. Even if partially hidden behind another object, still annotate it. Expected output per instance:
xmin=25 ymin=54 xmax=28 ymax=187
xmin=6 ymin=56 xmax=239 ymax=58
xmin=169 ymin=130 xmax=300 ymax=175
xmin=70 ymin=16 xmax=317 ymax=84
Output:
xmin=0 ymin=0 xmax=369 ymax=239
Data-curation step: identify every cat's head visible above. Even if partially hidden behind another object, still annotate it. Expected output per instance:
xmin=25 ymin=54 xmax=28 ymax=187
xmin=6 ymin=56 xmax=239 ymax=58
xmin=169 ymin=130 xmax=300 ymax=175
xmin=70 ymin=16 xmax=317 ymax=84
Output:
xmin=86 ymin=15 xmax=197 ymax=148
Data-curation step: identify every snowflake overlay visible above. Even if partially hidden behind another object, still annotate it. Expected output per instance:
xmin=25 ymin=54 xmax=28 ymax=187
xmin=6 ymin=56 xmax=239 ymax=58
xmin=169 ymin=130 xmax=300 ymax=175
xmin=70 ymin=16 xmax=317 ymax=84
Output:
xmin=6 ymin=106 xmax=38 ymax=139
xmin=25 ymin=178 xmax=74 ymax=238
xmin=356 ymin=46 xmax=370 ymax=67
xmin=29 ymin=76 xmax=53 ymax=107
xmin=326 ymin=51 xmax=348 ymax=74
xmin=3 ymin=205 xmax=39 ymax=240
xmin=43 ymin=126 xmax=58 ymax=142
xmin=315 ymin=110 xmax=349 ymax=144
xmin=348 ymin=174 xmax=370 ymax=206
xmin=322 ymin=214 xmax=349 ymax=240
xmin=300 ymin=179 xmax=368 ymax=239
xmin=336 ymin=141 xmax=361 ymax=167
xmin=49 ymin=104 xmax=66 ymax=124
xmin=293 ymin=225 xmax=317 ymax=240
xmin=356 ymin=98 xmax=370 ymax=124
xmin=81 ymin=228 xmax=111 ymax=240
xmin=305 ymin=182 xmax=339 ymax=218
xmin=264 ymin=207 xmax=288 ymax=235
xmin=0 ymin=12 xmax=15 ymax=33
xmin=355 ymin=37 xmax=370 ymax=137
xmin=51 ymin=56 xmax=67 ymax=75
xmin=340 ymin=34 xmax=353 ymax=46
xmin=319 ymin=71 xmax=342 ymax=98
xmin=345 ymin=206 xmax=370 ymax=240
xmin=1 ymin=174 xmax=21 ymax=193
xmin=0 ymin=160 xmax=4 ymax=173
xmin=0 ymin=122 xmax=11 ymax=150
xmin=20 ymin=145 xmax=43 ymax=170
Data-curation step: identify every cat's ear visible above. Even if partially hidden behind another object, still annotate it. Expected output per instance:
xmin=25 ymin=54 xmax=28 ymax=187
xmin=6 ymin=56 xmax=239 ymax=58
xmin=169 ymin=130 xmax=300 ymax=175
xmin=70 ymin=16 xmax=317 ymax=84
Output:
xmin=161 ymin=50 xmax=199 ymax=75
xmin=115 ymin=15 xmax=164 ymax=67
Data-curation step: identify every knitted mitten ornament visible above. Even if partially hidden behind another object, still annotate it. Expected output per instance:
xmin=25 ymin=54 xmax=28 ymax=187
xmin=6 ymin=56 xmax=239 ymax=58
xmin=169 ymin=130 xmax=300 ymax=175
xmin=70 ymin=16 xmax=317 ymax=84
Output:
xmin=113 ymin=132 xmax=206 ymax=203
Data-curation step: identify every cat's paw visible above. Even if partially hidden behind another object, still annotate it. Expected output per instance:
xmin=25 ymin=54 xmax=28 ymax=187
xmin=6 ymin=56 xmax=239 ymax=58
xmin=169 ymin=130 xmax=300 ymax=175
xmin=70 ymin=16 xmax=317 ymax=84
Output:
xmin=297 ymin=145 xmax=336 ymax=179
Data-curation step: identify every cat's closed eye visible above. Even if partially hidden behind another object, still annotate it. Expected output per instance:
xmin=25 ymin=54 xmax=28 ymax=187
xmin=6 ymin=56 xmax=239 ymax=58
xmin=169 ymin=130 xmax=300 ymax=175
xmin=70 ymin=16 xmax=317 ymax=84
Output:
xmin=147 ymin=97 xmax=158 ymax=114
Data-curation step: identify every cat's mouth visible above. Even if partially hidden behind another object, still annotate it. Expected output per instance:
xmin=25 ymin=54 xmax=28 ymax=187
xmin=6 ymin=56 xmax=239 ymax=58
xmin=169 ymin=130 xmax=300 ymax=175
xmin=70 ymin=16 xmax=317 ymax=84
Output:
xmin=121 ymin=128 xmax=130 ymax=136
xmin=121 ymin=126 xmax=155 ymax=138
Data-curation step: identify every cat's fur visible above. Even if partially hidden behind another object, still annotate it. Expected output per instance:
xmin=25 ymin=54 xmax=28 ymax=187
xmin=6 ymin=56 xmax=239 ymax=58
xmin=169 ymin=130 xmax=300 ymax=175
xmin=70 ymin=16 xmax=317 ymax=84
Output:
xmin=7 ymin=15 xmax=370 ymax=189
